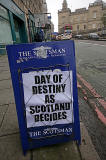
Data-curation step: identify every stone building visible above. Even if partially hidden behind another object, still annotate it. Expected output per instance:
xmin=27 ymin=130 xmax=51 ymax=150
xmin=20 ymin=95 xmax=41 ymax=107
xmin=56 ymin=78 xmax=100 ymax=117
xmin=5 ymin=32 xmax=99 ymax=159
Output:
xmin=58 ymin=0 xmax=106 ymax=35
xmin=0 ymin=0 xmax=51 ymax=50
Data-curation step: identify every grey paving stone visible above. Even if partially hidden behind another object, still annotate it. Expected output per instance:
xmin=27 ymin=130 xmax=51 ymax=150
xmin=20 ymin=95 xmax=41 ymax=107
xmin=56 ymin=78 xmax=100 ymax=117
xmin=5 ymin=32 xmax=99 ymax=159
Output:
xmin=0 ymin=79 xmax=12 ymax=90
xmin=0 ymin=88 xmax=14 ymax=105
xmin=0 ymin=66 xmax=9 ymax=71
xmin=0 ymin=134 xmax=30 ymax=160
xmin=0 ymin=71 xmax=11 ymax=80
xmin=79 ymin=122 xmax=100 ymax=160
xmin=33 ymin=141 xmax=81 ymax=160
xmin=0 ymin=62 xmax=9 ymax=69
xmin=0 ymin=105 xmax=8 ymax=127
xmin=0 ymin=58 xmax=8 ymax=64
xmin=0 ymin=60 xmax=8 ymax=64
xmin=0 ymin=104 xmax=19 ymax=136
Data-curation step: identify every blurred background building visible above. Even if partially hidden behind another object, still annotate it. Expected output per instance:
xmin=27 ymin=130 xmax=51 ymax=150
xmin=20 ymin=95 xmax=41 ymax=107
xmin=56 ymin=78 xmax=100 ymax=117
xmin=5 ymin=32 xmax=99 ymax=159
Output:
xmin=58 ymin=0 xmax=106 ymax=36
xmin=0 ymin=0 xmax=54 ymax=54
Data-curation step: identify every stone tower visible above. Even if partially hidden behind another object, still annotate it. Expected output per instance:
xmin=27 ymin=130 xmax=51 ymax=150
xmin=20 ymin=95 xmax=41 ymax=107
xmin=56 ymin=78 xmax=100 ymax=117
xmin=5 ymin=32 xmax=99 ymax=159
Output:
xmin=62 ymin=0 xmax=68 ymax=10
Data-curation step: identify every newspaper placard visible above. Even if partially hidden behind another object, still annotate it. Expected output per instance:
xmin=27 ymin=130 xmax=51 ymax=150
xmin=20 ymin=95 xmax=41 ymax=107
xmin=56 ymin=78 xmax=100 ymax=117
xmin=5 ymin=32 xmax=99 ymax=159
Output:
xmin=22 ymin=70 xmax=73 ymax=128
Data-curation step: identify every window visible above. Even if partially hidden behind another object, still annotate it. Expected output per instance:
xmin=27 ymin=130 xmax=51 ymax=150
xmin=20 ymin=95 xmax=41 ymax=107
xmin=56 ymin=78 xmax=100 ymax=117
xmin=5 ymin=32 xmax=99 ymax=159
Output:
xmin=78 ymin=16 xmax=80 ymax=22
xmin=84 ymin=25 xmax=86 ymax=30
xmin=0 ymin=5 xmax=12 ymax=44
xmin=70 ymin=18 xmax=73 ymax=23
xmin=62 ymin=16 xmax=65 ymax=19
xmin=0 ymin=5 xmax=9 ymax=20
xmin=84 ymin=16 xmax=87 ymax=21
xmin=93 ymin=12 xmax=96 ymax=19
xmin=14 ymin=18 xmax=21 ymax=43
xmin=92 ymin=24 xmax=96 ymax=29
xmin=77 ymin=25 xmax=79 ymax=30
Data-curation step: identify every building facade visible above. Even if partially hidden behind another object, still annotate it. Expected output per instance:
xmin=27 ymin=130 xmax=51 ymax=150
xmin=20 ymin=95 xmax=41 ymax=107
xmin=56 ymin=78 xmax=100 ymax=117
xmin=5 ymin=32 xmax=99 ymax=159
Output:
xmin=58 ymin=0 xmax=106 ymax=35
xmin=0 ymin=0 xmax=51 ymax=54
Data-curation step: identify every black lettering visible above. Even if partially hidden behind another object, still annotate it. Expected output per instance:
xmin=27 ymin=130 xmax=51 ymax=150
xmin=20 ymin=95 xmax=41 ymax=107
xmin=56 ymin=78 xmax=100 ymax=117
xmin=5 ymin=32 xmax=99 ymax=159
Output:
xmin=55 ymin=103 xmax=59 ymax=111
xmin=38 ymin=86 xmax=42 ymax=94
xmin=50 ymin=113 xmax=52 ymax=121
xmin=50 ymin=95 xmax=55 ymax=103
xmin=32 ymin=86 xmax=37 ymax=94
xmin=53 ymin=113 xmax=58 ymax=120
xmin=34 ymin=75 xmax=51 ymax=84
xmin=56 ymin=85 xmax=61 ymax=93
xmin=45 ymin=114 xmax=49 ymax=121
xmin=46 ymin=75 xmax=50 ymax=83
xmin=41 ymin=75 xmax=46 ymax=84
xmin=45 ymin=95 xmax=55 ymax=103
xmin=40 ymin=114 xmax=44 ymax=121
xmin=48 ymin=85 xmax=52 ymax=93
xmin=51 ymin=104 xmax=54 ymax=112
xmin=35 ymin=106 xmax=40 ymax=113
xmin=45 ymin=95 xmax=50 ymax=103
xmin=46 ymin=104 xmax=51 ymax=112
xmin=59 ymin=103 xmax=65 ymax=110
xmin=61 ymin=84 xmax=66 ymax=92
xmin=43 ymin=85 xmax=48 ymax=94
xmin=53 ymin=74 xmax=58 ymax=83
xmin=41 ymin=105 xmax=46 ymax=112
xmin=62 ymin=112 xmax=67 ymax=119
xmin=53 ymin=85 xmax=55 ymax=93
xmin=59 ymin=74 xmax=63 ymax=83
xmin=35 ymin=76 xmax=40 ymax=84
xmin=58 ymin=112 xmax=62 ymax=120
xmin=30 ymin=106 xmax=35 ymax=114
xmin=65 ymin=103 xmax=70 ymax=110
xmin=35 ymin=115 xmax=39 ymax=122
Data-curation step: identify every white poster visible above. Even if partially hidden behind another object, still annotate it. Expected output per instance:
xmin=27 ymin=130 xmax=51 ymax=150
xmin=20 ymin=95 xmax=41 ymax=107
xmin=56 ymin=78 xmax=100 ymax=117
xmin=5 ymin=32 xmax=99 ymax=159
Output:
xmin=22 ymin=70 xmax=73 ymax=128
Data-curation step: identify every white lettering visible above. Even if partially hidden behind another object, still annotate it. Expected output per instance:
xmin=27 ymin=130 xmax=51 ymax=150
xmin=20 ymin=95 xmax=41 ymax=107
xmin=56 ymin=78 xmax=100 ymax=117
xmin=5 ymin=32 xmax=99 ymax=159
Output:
xmin=18 ymin=51 xmax=31 ymax=57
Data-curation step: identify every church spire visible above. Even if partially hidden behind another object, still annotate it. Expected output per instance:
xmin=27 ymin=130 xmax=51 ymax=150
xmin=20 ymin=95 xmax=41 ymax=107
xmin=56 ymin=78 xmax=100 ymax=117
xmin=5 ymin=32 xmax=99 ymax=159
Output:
xmin=62 ymin=0 xmax=68 ymax=10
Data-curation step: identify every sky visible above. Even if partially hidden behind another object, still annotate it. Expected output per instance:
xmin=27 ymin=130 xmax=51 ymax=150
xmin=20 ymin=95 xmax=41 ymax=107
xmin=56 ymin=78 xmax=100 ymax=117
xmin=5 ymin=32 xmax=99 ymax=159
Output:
xmin=46 ymin=0 xmax=106 ymax=32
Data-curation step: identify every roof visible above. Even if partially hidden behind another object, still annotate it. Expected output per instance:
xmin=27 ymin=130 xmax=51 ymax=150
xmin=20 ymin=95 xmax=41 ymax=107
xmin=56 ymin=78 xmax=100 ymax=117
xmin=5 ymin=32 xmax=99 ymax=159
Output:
xmin=94 ymin=0 xmax=106 ymax=6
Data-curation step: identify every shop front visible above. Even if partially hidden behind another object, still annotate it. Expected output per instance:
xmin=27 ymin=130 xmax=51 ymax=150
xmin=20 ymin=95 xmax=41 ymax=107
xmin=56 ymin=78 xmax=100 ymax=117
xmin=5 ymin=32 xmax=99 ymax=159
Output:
xmin=27 ymin=11 xmax=36 ymax=43
xmin=0 ymin=0 xmax=28 ymax=54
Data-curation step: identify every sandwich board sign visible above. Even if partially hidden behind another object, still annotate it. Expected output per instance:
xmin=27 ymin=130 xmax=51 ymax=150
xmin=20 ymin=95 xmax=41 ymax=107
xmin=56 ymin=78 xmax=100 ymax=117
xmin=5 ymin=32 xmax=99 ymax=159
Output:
xmin=6 ymin=40 xmax=81 ymax=154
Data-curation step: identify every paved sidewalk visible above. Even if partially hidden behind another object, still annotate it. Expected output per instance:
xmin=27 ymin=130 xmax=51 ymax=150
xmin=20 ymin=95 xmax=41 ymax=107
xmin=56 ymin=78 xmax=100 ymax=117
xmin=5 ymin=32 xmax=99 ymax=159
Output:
xmin=0 ymin=55 xmax=100 ymax=160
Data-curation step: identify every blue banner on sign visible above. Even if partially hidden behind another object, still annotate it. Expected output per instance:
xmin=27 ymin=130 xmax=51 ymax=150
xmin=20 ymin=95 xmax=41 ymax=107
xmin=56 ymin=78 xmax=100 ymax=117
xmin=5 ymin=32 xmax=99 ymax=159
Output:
xmin=6 ymin=40 xmax=81 ymax=154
